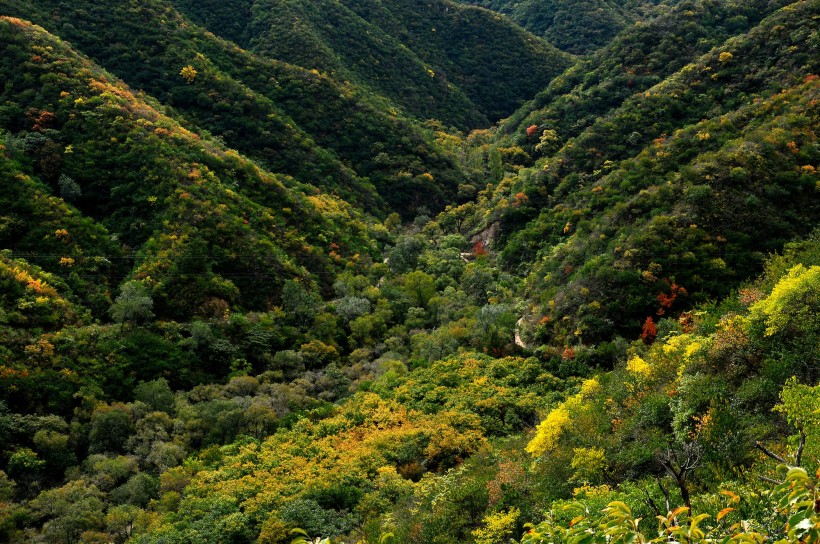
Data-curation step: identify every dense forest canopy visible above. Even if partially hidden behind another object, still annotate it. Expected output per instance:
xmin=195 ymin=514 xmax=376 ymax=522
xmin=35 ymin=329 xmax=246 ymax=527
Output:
xmin=454 ymin=0 xmax=667 ymax=54
xmin=0 ymin=1 xmax=818 ymax=543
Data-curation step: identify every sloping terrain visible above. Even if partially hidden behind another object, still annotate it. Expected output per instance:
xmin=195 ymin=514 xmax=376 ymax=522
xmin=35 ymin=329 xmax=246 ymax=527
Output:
xmin=0 ymin=1 xmax=819 ymax=544
xmin=456 ymin=0 xmax=666 ymax=53
xmin=498 ymin=0 xmax=795 ymax=143
xmin=4 ymin=0 xmax=484 ymax=216
xmin=172 ymin=0 xmax=571 ymax=124
xmin=0 ymin=17 xmax=380 ymax=320
xmin=448 ymin=0 xmax=819 ymax=345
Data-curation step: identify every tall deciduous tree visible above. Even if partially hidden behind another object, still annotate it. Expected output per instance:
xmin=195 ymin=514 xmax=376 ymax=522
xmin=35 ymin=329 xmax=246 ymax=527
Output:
xmin=403 ymin=270 xmax=436 ymax=309
xmin=110 ymin=281 xmax=154 ymax=325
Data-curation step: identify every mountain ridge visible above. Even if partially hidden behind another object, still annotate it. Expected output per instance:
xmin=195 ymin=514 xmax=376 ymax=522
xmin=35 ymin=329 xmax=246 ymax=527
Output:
xmin=0 ymin=2 xmax=818 ymax=543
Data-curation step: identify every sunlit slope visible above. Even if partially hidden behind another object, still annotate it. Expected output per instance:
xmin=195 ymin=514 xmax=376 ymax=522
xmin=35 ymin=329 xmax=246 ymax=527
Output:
xmin=0 ymin=17 xmax=383 ymax=320
xmin=441 ymin=0 xmax=820 ymax=345
xmin=4 ymin=0 xmax=473 ymax=217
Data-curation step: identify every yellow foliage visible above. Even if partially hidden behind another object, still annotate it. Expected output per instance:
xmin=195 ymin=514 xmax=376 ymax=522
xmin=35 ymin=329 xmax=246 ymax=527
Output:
xmin=526 ymin=404 xmax=570 ymax=456
xmin=684 ymin=341 xmax=702 ymax=359
xmin=179 ymin=65 xmax=198 ymax=83
xmin=181 ymin=393 xmax=486 ymax=525
xmin=661 ymin=334 xmax=706 ymax=362
xmin=626 ymin=355 xmax=651 ymax=376
xmin=573 ymin=483 xmax=613 ymax=498
xmin=690 ymin=409 xmax=713 ymax=439
xmin=527 ymin=377 xmax=601 ymax=456
xmin=750 ymin=265 xmax=820 ymax=336
xmin=472 ymin=507 xmax=520 ymax=544
xmin=580 ymin=377 xmax=601 ymax=397
xmin=718 ymin=51 xmax=734 ymax=63
xmin=570 ymin=447 xmax=607 ymax=481
xmin=24 ymin=338 xmax=55 ymax=359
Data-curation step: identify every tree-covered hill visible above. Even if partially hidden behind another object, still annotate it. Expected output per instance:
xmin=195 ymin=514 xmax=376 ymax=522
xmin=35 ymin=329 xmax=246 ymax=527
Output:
xmin=455 ymin=0 xmax=667 ymax=54
xmin=170 ymin=0 xmax=572 ymax=125
xmin=0 ymin=17 xmax=381 ymax=321
xmin=3 ymin=0 xmax=483 ymax=217
xmin=1 ymin=1 xmax=819 ymax=543
xmin=498 ymin=0 xmax=795 ymax=143
xmin=445 ymin=0 xmax=819 ymax=347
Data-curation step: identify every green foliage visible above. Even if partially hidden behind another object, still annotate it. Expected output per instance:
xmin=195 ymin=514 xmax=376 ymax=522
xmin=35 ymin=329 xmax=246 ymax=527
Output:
xmin=522 ymin=245 xmax=820 ymax=520
xmin=235 ymin=0 xmax=570 ymax=124
xmin=111 ymin=473 xmax=160 ymax=507
xmin=134 ymin=378 xmax=176 ymax=414
xmin=775 ymin=379 xmax=820 ymax=470
xmin=110 ymin=281 xmax=154 ymax=325
xmin=521 ymin=463 xmax=820 ymax=544
xmin=1 ymin=2 xmax=820 ymax=544
xmin=2 ymin=0 xmax=569 ymax=217
xmin=7 ymin=448 xmax=45 ymax=487
xmin=502 ymin=0 xmax=793 ymax=145
xmin=0 ymin=15 xmax=383 ymax=321
xmin=484 ymin=0 xmax=820 ymax=345
xmin=403 ymin=270 xmax=436 ymax=309
xmin=88 ymin=405 xmax=134 ymax=454
xmin=460 ymin=0 xmax=663 ymax=54
xmin=27 ymin=480 xmax=106 ymax=544
xmin=280 ymin=499 xmax=356 ymax=539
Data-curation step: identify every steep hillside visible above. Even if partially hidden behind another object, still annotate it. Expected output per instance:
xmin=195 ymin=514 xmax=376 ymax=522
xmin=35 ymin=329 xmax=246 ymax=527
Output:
xmin=1 ymin=1 xmax=819 ymax=544
xmin=177 ymin=0 xmax=571 ymax=124
xmin=327 ymin=0 xmax=572 ymax=122
xmin=500 ymin=0 xmax=794 ymax=144
xmin=456 ymin=0 xmax=666 ymax=53
xmin=0 ymin=17 xmax=381 ymax=321
xmin=447 ymin=0 xmax=819 ymax=346
xmin=166 ymin=0 xmax=254 ymax=45
xmin=4 ymin=0 xmax=477 ymax=217
xmin=173 ymin=0 xmax=487 ymax=128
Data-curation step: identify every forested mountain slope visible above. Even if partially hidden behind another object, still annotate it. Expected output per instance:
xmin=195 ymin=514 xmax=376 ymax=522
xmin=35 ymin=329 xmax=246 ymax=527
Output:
xmin=0 ymin=17 xmax=381 ymax=322
xmin=169 ymin=0 xmax=572 ymax=124
xmin=446 ymin=0 xmax=820 ymax=347
xmin=3 ymin=0 xmax=482 ymax=216
xmin=455 ymin=0 xmax=667 ymax=53
xmin=0 ymin=1 xmax=819 ymax=543
xmin=498 ymin=0 xmax=795 ymax=141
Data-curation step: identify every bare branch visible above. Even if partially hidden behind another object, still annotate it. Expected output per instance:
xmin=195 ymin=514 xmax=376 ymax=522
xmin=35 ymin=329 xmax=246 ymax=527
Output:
xmin=758 ymin=475 xmax=783 ymax=485
xmin=656 ymin=443 xmax=700 ymax=511
xmin=660 ymin=459 xmax=679 ymax=479
xmin=681 ymin=443 xmax=702 ymax=472
xmin=755 ymin=441 xmax=790 ymax=465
